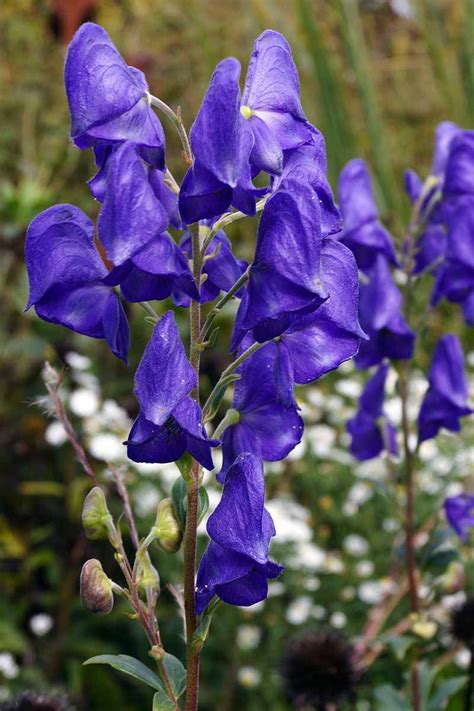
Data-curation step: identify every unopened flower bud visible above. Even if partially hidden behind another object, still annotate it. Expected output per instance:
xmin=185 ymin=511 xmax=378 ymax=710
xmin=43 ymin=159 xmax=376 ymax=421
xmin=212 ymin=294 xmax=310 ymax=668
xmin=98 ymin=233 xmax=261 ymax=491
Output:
xmin=154 ymin=499 xmax=182 ymax=553
xmin=80 ymin=559 xmax=114 ymax=614
xmin=82 ymin=487 xmax=114 ymax=541
xmin=137 ymin=553 xmax=160 ymax=597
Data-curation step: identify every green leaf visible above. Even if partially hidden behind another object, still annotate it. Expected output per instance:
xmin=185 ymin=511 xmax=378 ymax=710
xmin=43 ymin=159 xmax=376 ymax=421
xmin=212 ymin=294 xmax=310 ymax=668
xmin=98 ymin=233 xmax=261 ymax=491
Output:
xmin=171 ymin=479 xmax=209 ymax=531
xmin=153 ymin=689 xmax=175 ymax=711
xmin=374 ymin=685 xmax=410 ymax=711
xmin=428 ymin=676 xmax=466 ymax=710
xmin=163 ymin=653 xmax=186 ymax=699
xmin=84 ymin=654 xmax=164 ymax=692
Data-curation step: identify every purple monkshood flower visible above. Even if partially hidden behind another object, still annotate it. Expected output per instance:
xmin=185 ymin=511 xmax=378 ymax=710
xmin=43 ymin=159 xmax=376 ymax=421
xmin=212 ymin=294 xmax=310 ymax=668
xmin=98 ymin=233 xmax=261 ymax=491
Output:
xmin=178 ymin=58 xmax=256 ymax=224
xmin=431 ymin=198 xmax=474 ymax=324
xmin=240 ymin=30 xmax=314 ymax=175
xmin=231 ymin=183 xmax=327 ymax=348
xmin=418 ymin=334 xmax=472 ymax=444
xmin=444 ymin=494 xmax=474 ymax=543
xmin=196 ymin=453 xmax=283 ymax=614
xmin=347 ymin=362 xmax=398 ymax=461
xmin=126 ymin=312 xmax=218 ymax=469
xmin=96 ymin=143 xmax=172 ymax=266
xmin=219 ymin=340 xmax=304 ymax=479
xmin=103 ymin=232 xmax=199 ymax=304
xmin=25 ymin=204 xmax=129 ymax=363
xmin=337 ymin=159 xmax=398 ymax=272
xmin=442 ymin=131 xmax=474 ymax=207
xmin=273 ymin=133 xmax=341 ymax=238
xmin=355 ymin=255 xmax=415 ymax=369
xmin=236 ymin=238 xmax=365 ymax=406
xmin=179 ymin=30 xmax=316 ymax=223
xmin=64 ymin=23 xmax=165 ymax=166
xmin=173 ymin=227 xmax=247 ymax=307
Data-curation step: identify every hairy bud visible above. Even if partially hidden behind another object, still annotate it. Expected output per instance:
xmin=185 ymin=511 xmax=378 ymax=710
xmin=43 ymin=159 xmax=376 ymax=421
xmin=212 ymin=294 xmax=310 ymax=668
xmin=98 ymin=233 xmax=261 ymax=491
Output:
xmin=137 ymin=553 xmax=160 ymax=597
xmin=154 ymin=499 xmax=183 ymax=553
xmin=80 ymin=559 xmax=114 ymax=614
xmin=82 ymin=487 xmax=116 ymax=542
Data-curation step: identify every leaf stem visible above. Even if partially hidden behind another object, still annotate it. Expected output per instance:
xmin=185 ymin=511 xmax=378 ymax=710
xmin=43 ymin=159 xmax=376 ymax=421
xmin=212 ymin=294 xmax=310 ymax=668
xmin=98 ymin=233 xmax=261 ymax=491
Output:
xmin=200 ymin=196 xmax=268 ymax=256
xmin=199 ymin=267 xmax=250 ymax=343
xmin=149 ymin=94 xmax=193 ymax=165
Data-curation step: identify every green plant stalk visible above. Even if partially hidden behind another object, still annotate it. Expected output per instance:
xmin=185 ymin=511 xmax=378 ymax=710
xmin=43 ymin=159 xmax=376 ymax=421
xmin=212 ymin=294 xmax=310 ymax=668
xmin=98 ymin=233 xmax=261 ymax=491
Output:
xmin=199 ymin=267 xmax=250 ymax=343
xmin=184 ymin=222 xmax=204 ymax=711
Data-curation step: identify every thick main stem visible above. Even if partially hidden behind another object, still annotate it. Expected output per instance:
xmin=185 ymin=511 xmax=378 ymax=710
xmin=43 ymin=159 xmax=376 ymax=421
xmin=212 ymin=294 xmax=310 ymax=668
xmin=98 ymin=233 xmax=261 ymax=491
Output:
xmin=183 ymin=223 xmax=203 ymax=711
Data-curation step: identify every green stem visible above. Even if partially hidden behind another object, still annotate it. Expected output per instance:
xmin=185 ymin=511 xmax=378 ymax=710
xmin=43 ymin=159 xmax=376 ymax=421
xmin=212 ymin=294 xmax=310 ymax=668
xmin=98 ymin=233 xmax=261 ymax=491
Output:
xmin=149 ymin=94 xmax=193 ymax=165
xmin=199 ymin=267 xmax=250 ymax=343
xmin=202 ymin=340 xmax=267 ymax=419
xmin=200 ymin=197 xmax=268 ymax=256
xmin=139 ymin=301 xmax=160 ymax=321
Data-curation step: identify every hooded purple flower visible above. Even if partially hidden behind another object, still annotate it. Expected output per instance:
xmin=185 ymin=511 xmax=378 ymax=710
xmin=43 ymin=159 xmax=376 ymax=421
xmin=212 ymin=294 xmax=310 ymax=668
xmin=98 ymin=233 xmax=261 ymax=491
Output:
xmin=173 ymin=227 xmax=247 ymax=307
xmin=178 ymin=58 xmax=256 ymax=224
xmin=442 ymin=131 xmax=474 ymax=206
xmin=126 ymin=312 xmax=217 ymax=469
xmin=231 ymin=183 xmax=327 ymax=348
xmin=418 ymin=334 xmax=472 ymax=444
xmin=431 ymin=199 xmax=474 ymax=324
xmin=259 ymin=238 xmax=365 ymax=402
xmin=347 ymin=362 xmax=398 ymax=461
xmin=219 ymin=341 xmax=304 ymax=479
xmin=337 ymin=159 xmax=398 ymax=272
xmin=196 ymin=453 xmax=283 ymax=614
xmin=273 ymin=133 xmax=341 ymax=238
xmin=96 ymin=143 xmax=172 ymax=265
xmin=444 ymin=494 xmax=474 ymax=542
xmin=355 ymin=255 xmax=415 ymax=368
xmin=240 ymin=30 xmax=314 ymax=175
xmin=103 ymin=232 xmax=199 ymax=304
xmin=64 ymin=23 xmax=165 ymax=166
xmin=25 ymin=204 xmax=129 ymax=362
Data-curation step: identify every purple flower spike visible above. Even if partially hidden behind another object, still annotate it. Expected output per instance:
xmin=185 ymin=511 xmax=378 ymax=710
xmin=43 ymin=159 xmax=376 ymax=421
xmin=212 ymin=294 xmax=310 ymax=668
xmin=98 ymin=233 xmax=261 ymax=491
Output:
xmin=126 ymin=312 xmax=217 ymax=469
xmin=64 ymin=23 xmax=165 ymax=165
xmin=241 ymin=30 xmax=313 ymax=175
xmin=196 ymin=453 xmax=283 ymax=614
xmin=97 ymin=144 xmax=170 ymax=265
xmin=444 ymin=494 xmax=474 ymax=543
xmin=418 ymin=334 xmax=472 ymax=444
xmin=232 ymin=185 xmax=327 ymax=347
xmin=347 ymin=362 xmax=398 ymax=461
xmin=337 ymin=159 xmax=398 ymax=271
xmin=173 ymin=228 xmax=247 ymax=307
xmin=431 ymin=199 xmax=474 ymax=323
xmin=355 ymin=255 xmax=415 ymax=368
xmin=219 ymin=342 xmax=304 ymax=478
xmin=443 ymin=131 xmax=474 ymax=201
xmin=179 ymin=58 xmax=255 ymax=223
xmin=25 ymin=204 xmax=129 ymax=362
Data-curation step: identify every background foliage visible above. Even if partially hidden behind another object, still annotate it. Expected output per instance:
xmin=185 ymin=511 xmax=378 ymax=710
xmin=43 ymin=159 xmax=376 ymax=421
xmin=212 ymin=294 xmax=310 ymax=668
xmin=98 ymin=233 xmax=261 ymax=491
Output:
xmin=0 ymin=1 xmax=473 ymax=708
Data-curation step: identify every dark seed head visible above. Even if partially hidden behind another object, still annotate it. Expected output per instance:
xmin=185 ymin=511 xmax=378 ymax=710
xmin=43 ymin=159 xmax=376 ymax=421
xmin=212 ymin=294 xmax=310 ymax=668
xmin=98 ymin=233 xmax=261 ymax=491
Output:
xmin=451 ymin=596 xmax=474 ymax=648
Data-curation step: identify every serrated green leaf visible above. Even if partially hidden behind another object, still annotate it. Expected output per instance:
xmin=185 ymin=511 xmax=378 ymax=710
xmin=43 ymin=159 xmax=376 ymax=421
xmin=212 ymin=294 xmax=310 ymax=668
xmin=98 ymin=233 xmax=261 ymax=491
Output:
xmin=163 ymin=653 xmax=186 ymax=698
xmin=83 ymin=654 xmax=164 ymax=692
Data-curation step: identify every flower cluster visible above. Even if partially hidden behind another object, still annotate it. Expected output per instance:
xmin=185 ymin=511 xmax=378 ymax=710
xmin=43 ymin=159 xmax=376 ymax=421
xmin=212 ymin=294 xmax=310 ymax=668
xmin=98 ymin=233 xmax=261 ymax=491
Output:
xmin=341 ymin=127 xmax=472 ymax=462
xmin=25 ymin=23 xmax=366 ymax=614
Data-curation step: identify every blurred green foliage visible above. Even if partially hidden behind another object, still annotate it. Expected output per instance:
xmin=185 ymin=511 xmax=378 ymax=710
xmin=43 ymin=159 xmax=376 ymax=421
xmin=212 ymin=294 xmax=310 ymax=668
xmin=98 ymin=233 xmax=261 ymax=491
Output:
xmin=1 ymin=1 xmax=473 ymax=709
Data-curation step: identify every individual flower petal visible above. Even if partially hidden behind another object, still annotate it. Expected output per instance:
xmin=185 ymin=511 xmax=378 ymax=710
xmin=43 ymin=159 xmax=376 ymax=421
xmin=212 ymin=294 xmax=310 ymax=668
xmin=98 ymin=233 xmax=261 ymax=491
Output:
xmin=65 ymin=23 xmax=165 ymax=164
xmin=444 ymin=494 xmax=474 ymax=542
xmin=443 ymin=131 xmax=474 ymax=199
xmin=97 ymin=143 xmax=169 ymax=265
xmin=337 ymin=159 xmax=398 ymax=271
xmin=241 ymin=30 xmax=313 ymax=173
xmin=134 ymin=312 xmax=196 ymax=426
xmin=431 ymin=121 xmax=461 ymax=178
xmin=418 ymin=334 xmax=473 ymax=443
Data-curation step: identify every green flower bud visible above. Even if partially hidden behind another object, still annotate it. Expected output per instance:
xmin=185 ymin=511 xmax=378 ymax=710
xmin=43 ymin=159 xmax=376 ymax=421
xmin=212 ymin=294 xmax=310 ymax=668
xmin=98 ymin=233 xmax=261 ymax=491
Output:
xmin=154 ymin=499 xmax=183 ymax=553
xmin=80 ymin=559 xmax=114 ymax=615
xmin=137 ymin=553 xmax=160 ymax=597
xmin=82 ymin=487 xmax=113 ymax=540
